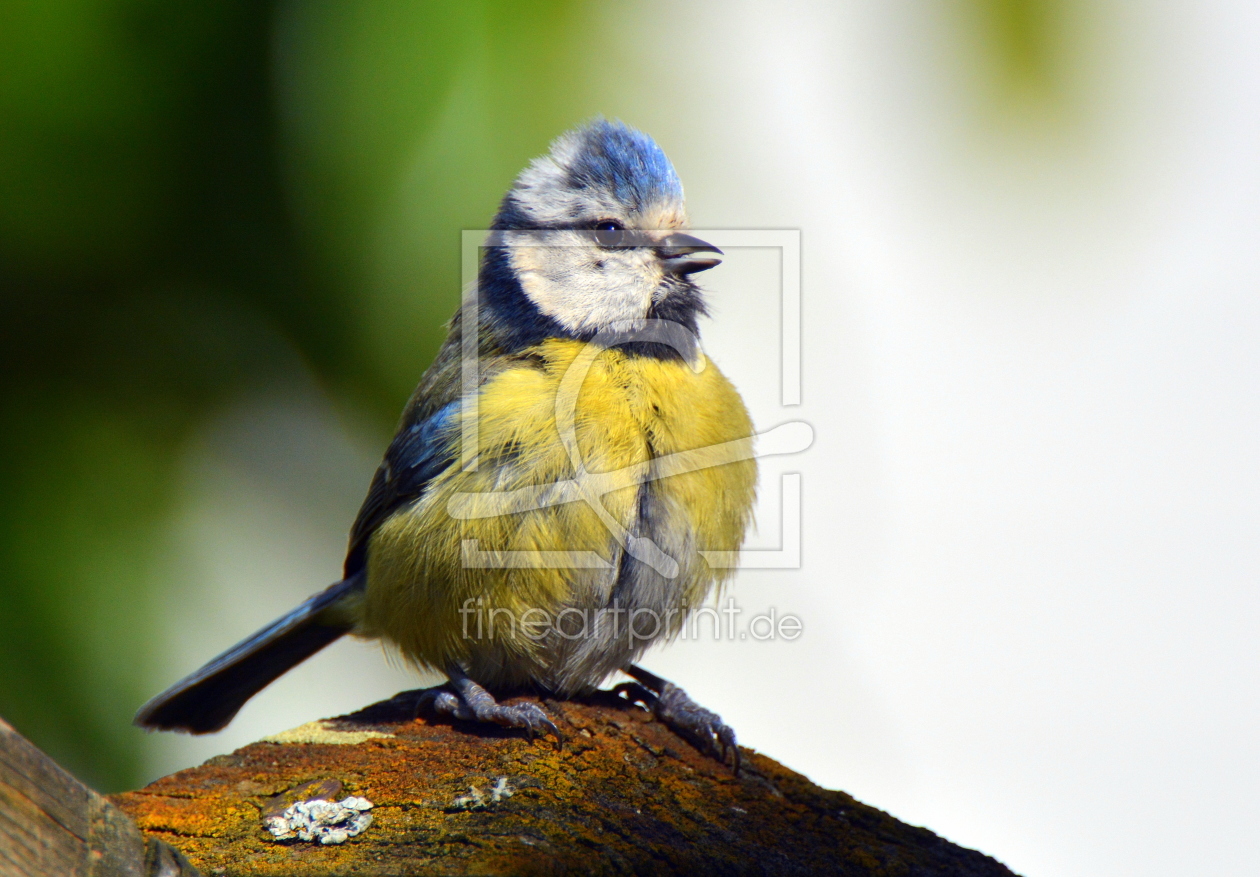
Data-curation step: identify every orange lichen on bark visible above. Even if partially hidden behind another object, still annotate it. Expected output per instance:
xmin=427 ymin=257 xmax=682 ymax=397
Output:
xmin=112 ymin=691 xmax=1017 ymax=876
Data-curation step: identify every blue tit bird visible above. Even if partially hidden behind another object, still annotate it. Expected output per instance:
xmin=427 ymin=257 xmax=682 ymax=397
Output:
xmin=136 ymin=119 xmax=757 ymax=769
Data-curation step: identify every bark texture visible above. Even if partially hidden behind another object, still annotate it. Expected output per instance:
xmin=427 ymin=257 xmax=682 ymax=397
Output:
xmin=111 ymin=690 xmax=1019 ymax=876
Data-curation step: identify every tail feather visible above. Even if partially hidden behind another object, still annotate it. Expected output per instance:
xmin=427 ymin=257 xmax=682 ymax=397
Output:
xmin=135 ymin=576 xmax=363 ymax=734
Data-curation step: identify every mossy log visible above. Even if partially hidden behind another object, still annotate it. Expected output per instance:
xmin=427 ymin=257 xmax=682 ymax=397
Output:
xmin=109 ymin=690 xmax=1018 ymax=876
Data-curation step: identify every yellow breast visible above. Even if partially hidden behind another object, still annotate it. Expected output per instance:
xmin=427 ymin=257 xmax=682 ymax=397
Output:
xmin=359 ymin=339 xmax=756 ymax=688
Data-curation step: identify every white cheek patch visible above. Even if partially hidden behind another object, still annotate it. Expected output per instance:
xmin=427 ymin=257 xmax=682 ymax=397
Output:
xmin=509 ymin=234 xmax=663 ymax=335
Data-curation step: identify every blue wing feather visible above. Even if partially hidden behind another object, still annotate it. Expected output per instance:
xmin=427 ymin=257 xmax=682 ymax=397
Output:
xmin=344 ymin=400 xmax=459 ymax=576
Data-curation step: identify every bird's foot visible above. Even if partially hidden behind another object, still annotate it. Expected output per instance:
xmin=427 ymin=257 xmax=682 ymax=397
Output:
xmin=417 ymin=671 xmax=560 ymax=744
xmin=616 ymin=664 xmax=739 ymax=774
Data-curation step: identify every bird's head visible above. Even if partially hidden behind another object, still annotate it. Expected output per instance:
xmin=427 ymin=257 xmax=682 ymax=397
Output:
xmin=482 ymin=120 xmax=721 ymax=351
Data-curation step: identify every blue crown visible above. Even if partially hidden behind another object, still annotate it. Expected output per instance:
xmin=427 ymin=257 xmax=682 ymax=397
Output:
xmin=562 ymin=119 xmax=683 ymax=208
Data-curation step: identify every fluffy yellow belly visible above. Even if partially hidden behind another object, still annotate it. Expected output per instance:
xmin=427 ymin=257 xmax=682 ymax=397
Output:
xmin=358 ymin=339 xmax=756 ymax=693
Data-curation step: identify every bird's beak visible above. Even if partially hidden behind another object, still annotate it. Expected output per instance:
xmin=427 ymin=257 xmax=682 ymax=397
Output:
xmin=655 ymin=232 xmax=723 ymax=275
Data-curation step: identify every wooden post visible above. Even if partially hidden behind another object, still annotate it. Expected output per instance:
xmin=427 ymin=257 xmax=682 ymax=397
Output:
xmin=0 ymin=717 xmax=200 ymax=877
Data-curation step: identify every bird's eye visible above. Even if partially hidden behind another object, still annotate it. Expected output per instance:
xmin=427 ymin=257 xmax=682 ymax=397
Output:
xmin=593 ymin=220 xmax=624 ymax=248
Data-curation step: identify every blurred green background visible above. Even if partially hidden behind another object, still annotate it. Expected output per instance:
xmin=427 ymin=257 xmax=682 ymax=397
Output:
xmin=12 ymin=4 xmax=1260 ymax=877
xmin=0 ymin=0 xmax=1062 ymax=795
xmin=0 ymin=0 xmax=621 ymax=793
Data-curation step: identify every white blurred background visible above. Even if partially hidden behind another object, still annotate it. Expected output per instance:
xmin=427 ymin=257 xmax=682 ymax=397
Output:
xmin=144 ymin=3 xmax=1260 ymax=874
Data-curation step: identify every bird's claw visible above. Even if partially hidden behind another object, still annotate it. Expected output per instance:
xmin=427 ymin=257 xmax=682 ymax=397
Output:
xmin=616 ymin=674 xmax=740 ymax=775
xmin=470 ymin=700 xmax=560 ymax=741
xmin=653 ymin=682 xmax=740 ymax=774
xmin=418 ymin=682 xmax=561 ymax=746
xmin=611 ymin=681 xmax=657 ymax=710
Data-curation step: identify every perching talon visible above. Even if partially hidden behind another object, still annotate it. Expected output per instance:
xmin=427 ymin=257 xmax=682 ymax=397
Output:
xmin=418 ymin=667 xmax=561 ymax=745
xmin=611 ymin=680 xmax=657 ymax=710
xmin=623 ymin=664 xmax=740 ymax=775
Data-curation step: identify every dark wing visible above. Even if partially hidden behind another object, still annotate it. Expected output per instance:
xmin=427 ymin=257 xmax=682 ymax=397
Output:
xmin=344 ymin=400 xmax=459 ymax=577
xmin=135 ymin=576 xmax=362 ymax=733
